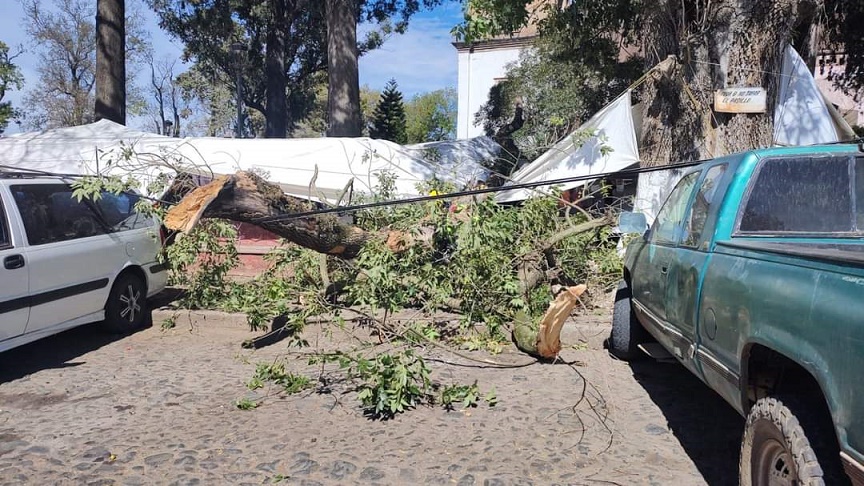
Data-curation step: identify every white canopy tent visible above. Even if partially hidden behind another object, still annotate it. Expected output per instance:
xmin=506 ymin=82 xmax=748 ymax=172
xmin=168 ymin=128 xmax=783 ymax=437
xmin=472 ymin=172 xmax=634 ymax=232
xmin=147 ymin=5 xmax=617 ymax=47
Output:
xmin=0 ymin=120 xmax=173 ymax=176
xmin=0 ymin=120 xmax=491 ymax=202
xmin=495 ymin=92 xmax=640 ymax=203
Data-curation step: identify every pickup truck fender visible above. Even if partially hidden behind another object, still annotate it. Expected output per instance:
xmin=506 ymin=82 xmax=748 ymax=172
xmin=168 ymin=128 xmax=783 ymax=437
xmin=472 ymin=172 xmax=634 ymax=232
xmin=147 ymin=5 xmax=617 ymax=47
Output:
xmin=739 ymin=337 xmax=848 ymax=455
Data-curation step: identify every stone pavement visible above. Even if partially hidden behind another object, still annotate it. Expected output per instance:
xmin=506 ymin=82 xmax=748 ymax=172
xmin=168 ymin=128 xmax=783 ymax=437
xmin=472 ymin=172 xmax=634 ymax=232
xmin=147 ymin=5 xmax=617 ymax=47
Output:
xmin=0 ymin=307 xmax=743 ymax=485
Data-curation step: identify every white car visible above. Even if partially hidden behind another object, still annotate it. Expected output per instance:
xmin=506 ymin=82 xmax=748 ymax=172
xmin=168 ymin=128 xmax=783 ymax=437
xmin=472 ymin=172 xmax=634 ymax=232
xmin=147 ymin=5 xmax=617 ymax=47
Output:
xmin=0 ymin=172 xmax=168 ymax=352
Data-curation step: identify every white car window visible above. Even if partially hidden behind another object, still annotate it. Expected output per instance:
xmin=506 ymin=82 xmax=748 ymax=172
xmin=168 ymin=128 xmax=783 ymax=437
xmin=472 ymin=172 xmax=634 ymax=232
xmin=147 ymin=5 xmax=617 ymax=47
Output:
xmin=0 ymin=199 xmax=10 ymax=249
xmin=11 ymin=184 xmax=109 ymax=245
xmin=94 ymin=192 xmax=153 ymax=231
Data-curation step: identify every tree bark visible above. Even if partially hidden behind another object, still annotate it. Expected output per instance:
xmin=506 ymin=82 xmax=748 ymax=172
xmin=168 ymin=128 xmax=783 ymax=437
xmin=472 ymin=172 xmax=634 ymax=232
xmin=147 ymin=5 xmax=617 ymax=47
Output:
xmin=512 ymin=285 xmax=587 ymax=359
xmin=95 ymin=0 xmax=125 ymax=125
xmin=265 ymin=0 xmax=288 ymax=138
xmin=164 ymin=172 xmax=371 ymax=258
xmin=326 ymin=0 xmax=362 ymax=137
xmin=638 ymin=0 xmax=819 ymax=166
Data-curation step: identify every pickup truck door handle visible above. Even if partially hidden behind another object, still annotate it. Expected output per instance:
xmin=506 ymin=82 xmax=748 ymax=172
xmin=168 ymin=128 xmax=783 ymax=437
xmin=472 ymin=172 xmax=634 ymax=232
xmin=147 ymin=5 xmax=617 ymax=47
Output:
xmin=660 ymin=265 xmax=668 ymax=274
xmin=4 ymin=254 xmax=25 ymax=270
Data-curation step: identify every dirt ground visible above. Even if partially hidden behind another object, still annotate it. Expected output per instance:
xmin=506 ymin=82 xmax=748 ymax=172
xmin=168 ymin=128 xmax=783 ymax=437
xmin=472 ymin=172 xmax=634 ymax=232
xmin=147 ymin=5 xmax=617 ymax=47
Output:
xmin=0 ymin=296 xmax=744 ymax=486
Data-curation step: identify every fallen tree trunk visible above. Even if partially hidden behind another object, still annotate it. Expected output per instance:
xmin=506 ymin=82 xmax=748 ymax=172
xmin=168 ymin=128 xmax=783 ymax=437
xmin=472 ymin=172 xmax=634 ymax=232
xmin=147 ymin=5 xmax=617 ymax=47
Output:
xmin=164 ymin=171 xmax=371 ymax=258
xmin=164 ymin=172 xmax=613 ymax=339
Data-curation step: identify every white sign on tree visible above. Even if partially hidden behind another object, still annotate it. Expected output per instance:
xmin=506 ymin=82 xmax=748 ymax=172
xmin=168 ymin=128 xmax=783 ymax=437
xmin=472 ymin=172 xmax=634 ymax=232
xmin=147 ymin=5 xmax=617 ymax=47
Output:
xmin=714 ymin=88 xmax=767 ymax=113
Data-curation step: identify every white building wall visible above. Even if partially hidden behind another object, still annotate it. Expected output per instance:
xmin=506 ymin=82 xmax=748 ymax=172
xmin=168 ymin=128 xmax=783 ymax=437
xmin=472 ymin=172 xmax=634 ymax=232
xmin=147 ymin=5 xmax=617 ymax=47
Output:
xmin=456 ymin=47 xmax=525 ymax=139
xmin=814 ymin=55 xmax=864 ymax=127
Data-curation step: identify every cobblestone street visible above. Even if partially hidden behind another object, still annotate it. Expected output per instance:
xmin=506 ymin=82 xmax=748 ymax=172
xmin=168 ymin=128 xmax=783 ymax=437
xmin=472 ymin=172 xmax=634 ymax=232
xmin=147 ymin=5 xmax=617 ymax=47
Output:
xmin=0 ymin=307 xmax=743 ymax=485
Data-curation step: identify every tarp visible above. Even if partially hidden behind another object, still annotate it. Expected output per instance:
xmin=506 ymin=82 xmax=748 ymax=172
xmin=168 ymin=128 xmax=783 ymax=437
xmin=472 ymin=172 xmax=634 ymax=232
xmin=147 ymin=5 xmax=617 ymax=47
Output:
xmin=404 ymin=137 xmax=501 ymax=181
xmin=0 ymin=120 xmax=492 ymax=202
xmin=774 ymin=45 xmax=853 ymax=146
xmin=0 ymin=120 xmax=174 ymax=175
xmin=495 ymin=91 xmax=640 ymax=203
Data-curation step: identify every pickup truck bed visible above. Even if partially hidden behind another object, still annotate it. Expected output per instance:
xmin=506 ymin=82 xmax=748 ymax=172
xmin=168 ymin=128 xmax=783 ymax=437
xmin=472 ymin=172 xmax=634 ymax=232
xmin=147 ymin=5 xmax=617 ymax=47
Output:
xmin=719 ymin=240 xmax=864 ymax=266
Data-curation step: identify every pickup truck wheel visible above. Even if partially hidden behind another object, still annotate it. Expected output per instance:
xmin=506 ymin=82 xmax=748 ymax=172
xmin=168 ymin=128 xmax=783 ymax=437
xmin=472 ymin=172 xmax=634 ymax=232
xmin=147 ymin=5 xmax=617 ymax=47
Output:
xmin=608 ymin=280 xmax=648 ymax=360
xmin=101 ymin=273 xmax=148 ymax=334
xmin=740 ymin=396 xmax=847 ymax=486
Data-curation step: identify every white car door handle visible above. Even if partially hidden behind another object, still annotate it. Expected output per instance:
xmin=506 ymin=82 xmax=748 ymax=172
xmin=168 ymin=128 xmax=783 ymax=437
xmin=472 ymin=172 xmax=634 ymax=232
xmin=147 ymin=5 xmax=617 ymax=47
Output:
xmin=3 ymin=254 xmax=25 ymax=270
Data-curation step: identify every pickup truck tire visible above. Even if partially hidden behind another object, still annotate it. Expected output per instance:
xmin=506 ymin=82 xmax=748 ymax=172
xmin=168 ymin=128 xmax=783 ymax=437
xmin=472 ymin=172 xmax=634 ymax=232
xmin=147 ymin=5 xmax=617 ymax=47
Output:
xmin=608 ymin=280 xmax=648 ymax=360
xmin=101 ymin=273 xmax=148 ymax=334
xmin=740 ymin=396 xmax=847 ymax=486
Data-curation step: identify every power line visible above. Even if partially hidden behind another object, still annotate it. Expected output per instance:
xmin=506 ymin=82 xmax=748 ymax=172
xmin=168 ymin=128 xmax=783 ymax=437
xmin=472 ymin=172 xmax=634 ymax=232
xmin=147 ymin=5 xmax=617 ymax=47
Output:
xmin=252 ymin=160 xmax=705 ymax=224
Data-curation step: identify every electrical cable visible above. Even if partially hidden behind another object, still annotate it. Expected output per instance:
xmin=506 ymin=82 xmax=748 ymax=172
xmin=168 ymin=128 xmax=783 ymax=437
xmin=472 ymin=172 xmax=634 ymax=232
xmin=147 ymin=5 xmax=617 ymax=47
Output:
xmin=251 ymin=159 xmax=706 ymax=224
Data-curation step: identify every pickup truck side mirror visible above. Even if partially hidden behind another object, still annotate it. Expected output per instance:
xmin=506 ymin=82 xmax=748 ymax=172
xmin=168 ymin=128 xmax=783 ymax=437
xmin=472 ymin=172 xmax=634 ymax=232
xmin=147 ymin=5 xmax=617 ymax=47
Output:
xmin=618 ymin=212 xmax=648 ymax=236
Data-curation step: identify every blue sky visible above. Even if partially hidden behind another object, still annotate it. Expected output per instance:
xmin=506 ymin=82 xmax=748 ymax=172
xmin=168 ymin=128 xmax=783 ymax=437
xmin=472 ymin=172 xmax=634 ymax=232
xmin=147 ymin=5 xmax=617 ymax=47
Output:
xmin=0 ymin=0 xmax=463 ymax=133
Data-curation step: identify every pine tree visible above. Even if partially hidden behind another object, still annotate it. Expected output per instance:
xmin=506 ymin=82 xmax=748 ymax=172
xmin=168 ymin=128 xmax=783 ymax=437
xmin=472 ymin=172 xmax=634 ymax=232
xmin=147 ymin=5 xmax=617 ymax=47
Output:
xmin=370 ymin=79 xmax=407 ymax=144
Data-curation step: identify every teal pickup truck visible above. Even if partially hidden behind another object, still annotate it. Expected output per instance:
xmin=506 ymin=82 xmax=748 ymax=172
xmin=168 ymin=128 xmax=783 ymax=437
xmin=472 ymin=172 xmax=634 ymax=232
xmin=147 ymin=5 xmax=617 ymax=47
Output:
xmin=613 ymin=144 xmax=864 ymax=486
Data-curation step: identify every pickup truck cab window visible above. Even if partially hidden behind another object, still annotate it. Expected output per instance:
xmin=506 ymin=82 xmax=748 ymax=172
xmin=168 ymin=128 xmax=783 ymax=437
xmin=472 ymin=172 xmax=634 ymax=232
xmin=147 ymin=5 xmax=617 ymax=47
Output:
xmin=683 ymin=164 xmax=728 ymax=248
xmin=738 ymin=156 xmax=855 ymax=234
xmin=650 ymin=171 xmax=700 ymax=244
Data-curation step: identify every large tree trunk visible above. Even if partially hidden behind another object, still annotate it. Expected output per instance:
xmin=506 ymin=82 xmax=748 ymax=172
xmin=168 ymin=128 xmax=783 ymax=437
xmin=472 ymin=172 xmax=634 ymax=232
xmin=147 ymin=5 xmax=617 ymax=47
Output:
xmin=164 ymin=172 xmax=371 ymax=258
xmin=639 ymin=0 xmax=819 ymax=166
xmin=326 ymin=0 xmax=362 ymax=137
xmin=264 ymin=0 xmax=288 ymax=138
xmin=95 ymin=0 xmax=125 ymax=125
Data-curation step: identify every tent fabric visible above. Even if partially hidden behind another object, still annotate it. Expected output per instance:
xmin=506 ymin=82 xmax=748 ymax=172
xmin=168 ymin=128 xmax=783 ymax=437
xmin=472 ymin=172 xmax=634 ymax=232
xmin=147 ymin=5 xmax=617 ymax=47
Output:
xmin=774 ymin=45 xmax=850 ymax=146
xmin=404 ymin=137 xmax=500 ymax=183
xmin=0 ymin=120 xmax=491 ymax=202
xmin=0 ymin=120 xmax=174 ymax=176
xmin=495 ymin=91 xmax=640 ymax=203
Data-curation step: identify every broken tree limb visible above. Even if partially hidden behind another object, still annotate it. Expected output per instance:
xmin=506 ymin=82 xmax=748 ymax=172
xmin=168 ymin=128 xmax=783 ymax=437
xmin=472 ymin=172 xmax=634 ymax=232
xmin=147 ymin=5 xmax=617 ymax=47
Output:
xmin=516 ymin=216 xmax=613 ymax=296
xmin=164 ymin=171 xmax=372 ymax=258
xmin=512 ymin=284 xmax=588 ymax=359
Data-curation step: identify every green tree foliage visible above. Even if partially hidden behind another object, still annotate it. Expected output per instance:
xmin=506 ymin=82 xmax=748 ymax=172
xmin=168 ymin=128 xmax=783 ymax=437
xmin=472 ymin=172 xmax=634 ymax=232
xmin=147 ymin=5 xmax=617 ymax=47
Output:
xmin=453 ymin=0 xmax=641 ymax=43
xmin=370 ymin=79 xmax=407 ymax=143
xmin=360 ymin=84 xmax=382 ymax=136
xmin=405 ymin=87 xmax=456 ymax=143
xmin=175 ymin=63 xmax=240 ymax=137
xmin=0 ymin=41 xmax=23 ymax=134
xmin=290 ymin=80 xmax=380 ymax=138
xmin=473 ymin=3 xmax=641 ymax=162
xmin=148 ymin=0 xmax=329 ymax=137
